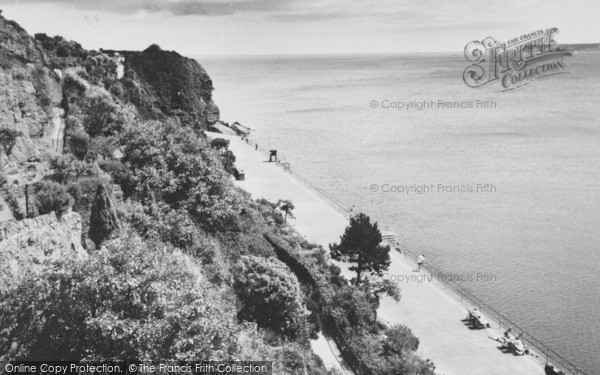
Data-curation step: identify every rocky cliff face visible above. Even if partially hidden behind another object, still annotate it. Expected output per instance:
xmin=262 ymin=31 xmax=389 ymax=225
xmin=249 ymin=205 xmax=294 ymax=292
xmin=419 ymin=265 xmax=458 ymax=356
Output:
xmin=0 ymin=211 xmax=87 ymax=290
xmin=0 ymin=16 xmax=62 ymax=171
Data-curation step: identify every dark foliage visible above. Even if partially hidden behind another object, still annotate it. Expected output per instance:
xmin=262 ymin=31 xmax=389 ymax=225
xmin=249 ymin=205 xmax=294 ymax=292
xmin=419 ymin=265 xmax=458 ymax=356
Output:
xmin=0 ymin=128 xmax=23 ymax=156
xmin=89 ymin=184 xmax=119 ymax=248
xmin=234 ymin=255 xmax=307 ymax=339
xmin=98 ymin=159 xmax=136 ymax=198
xmin=117 ymin=45 xmax=216 ymax=126
xmin=68 ymin=131 xmax=90 ymax=160
xmin=34 ymin=180 xmax=72 ymax=216
xmin=329 ymin=213 xmax=391 ymax=285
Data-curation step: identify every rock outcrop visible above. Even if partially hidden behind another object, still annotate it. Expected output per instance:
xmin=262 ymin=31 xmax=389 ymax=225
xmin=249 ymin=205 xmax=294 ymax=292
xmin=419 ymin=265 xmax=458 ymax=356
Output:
xmin=0 ymin=211 xmax=86 ymax=290
xmin=0 ymin=16 xmax=62 ymax=169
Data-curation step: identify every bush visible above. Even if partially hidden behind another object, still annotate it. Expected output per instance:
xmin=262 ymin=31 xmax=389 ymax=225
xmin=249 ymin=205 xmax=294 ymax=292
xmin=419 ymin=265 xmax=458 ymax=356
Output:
xmin=63 ymin=74 xmax=87 ymax=100
xmin=49 ymin=154 xmax=88 ymax=185
xmin=234 ymin=255 xmax=306 ymax=339
xmin=329 ymin=285 xmax=377 ymax=333
xmin=99 ymin=159 xmax=136 ymax=198
xmin=68 ymin=131 xmax=90 ymax=160
xmin=120 ymin=119 xmax=241 ymax=232
xmin=90 ymin=136 xmax=116 ymax=158
xmin=381 ymin=325 xmax=420 ymax=357
xmin=2 ymin=186 xmax=24 ymax=220
xmin=0 ymin=234 xmax=241 ymax=360
xmin=30 ymin=66 xmax=54 ymax=108
xmin=0 ymin=128 xmax=23 ymax=156
xmin=34 ymin=180 xmax=72 ymax=216
xmin=83 ymin=95 xmax=123 ymax=136
xmin=210 ymin=138 xmax=229 ymax=150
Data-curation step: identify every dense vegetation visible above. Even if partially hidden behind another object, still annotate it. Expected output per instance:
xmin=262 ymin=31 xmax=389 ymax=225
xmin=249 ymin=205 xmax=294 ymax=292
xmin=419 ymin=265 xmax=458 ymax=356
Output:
xmin=0 ymin=15 xmax=436 ymax=375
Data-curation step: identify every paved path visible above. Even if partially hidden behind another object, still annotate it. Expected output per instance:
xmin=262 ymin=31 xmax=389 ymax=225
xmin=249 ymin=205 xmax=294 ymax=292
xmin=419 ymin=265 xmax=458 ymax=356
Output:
xmin=206 ymin=132 xmax=545 ymax=375
xmin=51 ymin=107 xmax=65 ymax=153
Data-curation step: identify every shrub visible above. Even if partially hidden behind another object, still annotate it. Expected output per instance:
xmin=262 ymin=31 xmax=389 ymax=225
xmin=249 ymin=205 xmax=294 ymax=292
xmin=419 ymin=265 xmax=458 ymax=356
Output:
xmin=30 ymin=66 xmax=53 ymax=107
xmin=210 ymin=138 xmax=229 ymax=150
xmin=63 ymin=74 xmax=87 ymax=100
xmin=83 ymin=96 xmax=121 ymax=136
xmin=0 ymin=234 xmax=241 ymax=360
xmin=90 ymin=136 xmax=116 ymax=158
xmin=109 ymin=82 xmax=125 ymax=99
xmin=0 ymin=128 xmax=23 ymax=156
xmin=222 ymin=150 xmax=236 ymax=174
xmin=234 ymin=255 xmax=306 ymax=339
xmin=99 ymin=159 xmax=136 ymax=198
xmin=120 ymin=119 xmax=241 ymax=233
xmin=329 ymin=285 xmax=378 ymax=333
xmin=2 ymin=186 xmax=24 ymax=220
xmin=34 ymin=180 xmax=72 ymax=216
xmin=68 ymin=131 xmax=90 ymax=160
xmin=68 ymin=176 xmax=102 ymax=214
xmin=49 ymin=154 xmax=88 ymax=185
xmin=381 ymin=324 xmax=420 ymax=357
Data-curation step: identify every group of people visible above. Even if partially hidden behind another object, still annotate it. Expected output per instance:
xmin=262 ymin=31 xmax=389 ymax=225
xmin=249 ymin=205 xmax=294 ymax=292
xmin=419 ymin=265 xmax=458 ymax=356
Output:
xmin=499 ymin=326 xmax=527 ymax=355
xmin=466 ymin=308 xmax=490 ymax=328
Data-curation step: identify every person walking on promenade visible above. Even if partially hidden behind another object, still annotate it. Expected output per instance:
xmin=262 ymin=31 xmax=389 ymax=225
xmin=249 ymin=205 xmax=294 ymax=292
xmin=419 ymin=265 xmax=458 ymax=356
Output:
xmin=348 ymin=205 xmax=355 ymax=219
xmin=417 ymin=254 xmax=425 ymax=271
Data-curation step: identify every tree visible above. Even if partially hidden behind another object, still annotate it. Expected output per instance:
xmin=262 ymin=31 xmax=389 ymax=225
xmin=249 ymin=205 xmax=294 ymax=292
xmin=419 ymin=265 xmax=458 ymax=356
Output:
xmin=277 ymin=199 xmax=295 ymax=225
xmin=89 ymin=184 xmax=119 ymax=248
xmin=34 ymin=180 xmax=72 ymax=216
xmin=234 ymin=255 xmax=306 ymax=339
xmin=329 ymin=213 xmax=391 ymax=285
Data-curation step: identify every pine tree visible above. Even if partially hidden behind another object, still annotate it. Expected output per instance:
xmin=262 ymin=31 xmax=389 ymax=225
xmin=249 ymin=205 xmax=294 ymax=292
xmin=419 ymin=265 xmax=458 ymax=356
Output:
xmin=329 ymin=213 xmax=391 ymax=285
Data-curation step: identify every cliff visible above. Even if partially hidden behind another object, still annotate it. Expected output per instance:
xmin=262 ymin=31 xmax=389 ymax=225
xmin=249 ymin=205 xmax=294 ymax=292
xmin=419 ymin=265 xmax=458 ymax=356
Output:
xmin=0 ymin=16 xmax=62 ymax=173
xmin=105 ymin=44 xmax=220 ymax=127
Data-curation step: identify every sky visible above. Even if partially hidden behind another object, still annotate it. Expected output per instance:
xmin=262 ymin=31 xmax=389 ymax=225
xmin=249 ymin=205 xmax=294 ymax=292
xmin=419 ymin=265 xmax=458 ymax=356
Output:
xmin=0 ymin=0 xmax=598 ymax=56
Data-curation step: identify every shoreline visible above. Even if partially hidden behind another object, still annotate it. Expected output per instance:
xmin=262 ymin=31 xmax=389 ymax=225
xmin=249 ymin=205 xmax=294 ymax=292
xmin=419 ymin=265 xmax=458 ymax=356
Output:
xmin=205 ymin=130 xmax=570 ymax=375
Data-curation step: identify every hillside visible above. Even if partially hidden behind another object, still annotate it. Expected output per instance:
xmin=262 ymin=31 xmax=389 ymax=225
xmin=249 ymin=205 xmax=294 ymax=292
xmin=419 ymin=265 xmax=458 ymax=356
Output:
xmin=104 ymin=45 xmax=220 ymax=126
xmin=0 ymin=13 xmax=436 ymax=375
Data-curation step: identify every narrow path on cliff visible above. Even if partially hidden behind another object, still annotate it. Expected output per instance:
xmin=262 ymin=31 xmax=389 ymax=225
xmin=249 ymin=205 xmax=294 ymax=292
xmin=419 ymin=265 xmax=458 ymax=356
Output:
xmin=50 ymin=107 xmax=65 ymax=154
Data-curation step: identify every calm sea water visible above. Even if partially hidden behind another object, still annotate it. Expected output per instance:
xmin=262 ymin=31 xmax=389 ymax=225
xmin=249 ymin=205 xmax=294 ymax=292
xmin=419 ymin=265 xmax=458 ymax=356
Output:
xmin=200 ymin=53 xmax=600 ymax=374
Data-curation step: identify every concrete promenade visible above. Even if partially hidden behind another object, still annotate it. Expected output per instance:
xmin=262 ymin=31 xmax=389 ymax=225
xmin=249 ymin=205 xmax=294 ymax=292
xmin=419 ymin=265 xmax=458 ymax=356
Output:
xmin=206 ymin=132 xmax=546 ymax=375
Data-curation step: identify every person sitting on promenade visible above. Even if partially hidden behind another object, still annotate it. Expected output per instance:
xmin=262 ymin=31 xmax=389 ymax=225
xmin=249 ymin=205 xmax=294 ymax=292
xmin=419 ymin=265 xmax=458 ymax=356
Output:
xmin=467 ymin=307 xmax=481 ymax=324
xmin=504 ymin=327 xmax=513 ymax=338
xmin=417 ymin=254 xmax=425 ymax=271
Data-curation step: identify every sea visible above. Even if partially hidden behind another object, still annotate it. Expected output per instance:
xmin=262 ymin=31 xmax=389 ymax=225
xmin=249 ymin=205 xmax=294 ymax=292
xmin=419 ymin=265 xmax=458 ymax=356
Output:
xmin=199 ymin=52 xmax=600 ymax=374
